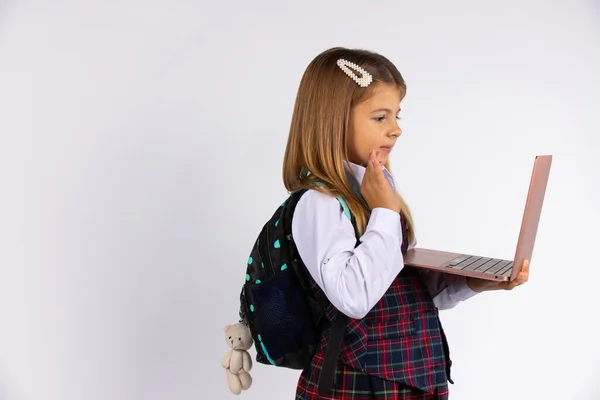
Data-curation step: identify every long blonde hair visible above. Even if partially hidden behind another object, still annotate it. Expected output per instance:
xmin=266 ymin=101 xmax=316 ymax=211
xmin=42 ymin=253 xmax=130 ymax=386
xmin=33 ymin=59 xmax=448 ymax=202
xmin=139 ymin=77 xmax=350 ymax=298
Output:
xmin=282 ymin=47 xmax=415 ymax=243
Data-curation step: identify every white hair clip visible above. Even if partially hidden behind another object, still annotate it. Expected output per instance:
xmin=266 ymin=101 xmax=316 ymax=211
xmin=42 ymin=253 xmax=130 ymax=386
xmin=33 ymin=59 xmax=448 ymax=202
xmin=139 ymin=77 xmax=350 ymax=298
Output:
xmin=336 ymin=59 xmax=373 ymax=87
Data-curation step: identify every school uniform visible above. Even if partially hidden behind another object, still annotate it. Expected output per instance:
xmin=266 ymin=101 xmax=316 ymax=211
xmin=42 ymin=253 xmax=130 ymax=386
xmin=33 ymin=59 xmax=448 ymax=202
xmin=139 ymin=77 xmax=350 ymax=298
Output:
xmin=291 ymin=162 xmax=478 ymax=400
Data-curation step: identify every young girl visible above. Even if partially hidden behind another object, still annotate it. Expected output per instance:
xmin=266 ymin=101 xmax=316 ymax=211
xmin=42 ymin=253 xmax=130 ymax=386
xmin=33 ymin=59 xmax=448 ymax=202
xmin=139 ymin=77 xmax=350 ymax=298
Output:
xmin=281 ymin=47 xmax=530 ymax=400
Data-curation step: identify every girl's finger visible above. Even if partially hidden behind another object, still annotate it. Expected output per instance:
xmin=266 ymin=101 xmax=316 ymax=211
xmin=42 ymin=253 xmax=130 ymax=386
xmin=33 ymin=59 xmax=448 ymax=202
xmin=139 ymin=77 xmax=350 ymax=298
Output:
xmin=516 ymin=271 xmax=528 ymax=285
xmin=371 ymin=151 xmax=383 ymax=176
xmin=365 ymin=150 xmax=373 ymax=173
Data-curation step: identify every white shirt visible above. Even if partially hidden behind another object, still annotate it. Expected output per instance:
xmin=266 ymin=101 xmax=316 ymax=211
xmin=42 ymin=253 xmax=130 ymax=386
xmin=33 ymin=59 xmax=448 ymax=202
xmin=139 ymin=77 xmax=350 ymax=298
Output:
xmin=291 ymin=162 xmax=478 ymax=319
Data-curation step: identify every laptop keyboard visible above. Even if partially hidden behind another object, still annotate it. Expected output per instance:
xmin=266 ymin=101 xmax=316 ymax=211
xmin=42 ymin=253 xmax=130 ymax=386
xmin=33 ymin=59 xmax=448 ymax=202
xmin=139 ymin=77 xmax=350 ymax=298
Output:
xmin=443 ymin=255 xmax=514 ymax=276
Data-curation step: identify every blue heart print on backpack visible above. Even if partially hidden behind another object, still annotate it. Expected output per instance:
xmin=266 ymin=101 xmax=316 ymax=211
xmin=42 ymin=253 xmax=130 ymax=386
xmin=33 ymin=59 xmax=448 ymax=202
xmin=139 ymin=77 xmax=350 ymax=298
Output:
xmin=238 ymin=188 xmax=356 ymax=369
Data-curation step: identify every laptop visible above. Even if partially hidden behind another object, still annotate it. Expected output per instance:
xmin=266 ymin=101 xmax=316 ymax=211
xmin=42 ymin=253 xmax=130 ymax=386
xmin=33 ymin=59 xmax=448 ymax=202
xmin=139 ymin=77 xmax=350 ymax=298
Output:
xmin=403 ymin=155 xmax=552 ymax=282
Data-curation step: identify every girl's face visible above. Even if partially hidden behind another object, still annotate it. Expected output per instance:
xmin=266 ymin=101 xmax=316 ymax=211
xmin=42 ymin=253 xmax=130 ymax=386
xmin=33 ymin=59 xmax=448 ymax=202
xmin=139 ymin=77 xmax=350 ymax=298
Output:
xmin=347 ymin=83 xmax=403 ymax=166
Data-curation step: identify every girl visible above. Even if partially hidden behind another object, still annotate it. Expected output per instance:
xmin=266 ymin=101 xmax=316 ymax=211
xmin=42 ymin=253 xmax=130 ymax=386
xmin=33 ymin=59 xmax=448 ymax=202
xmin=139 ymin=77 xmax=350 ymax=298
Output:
xmin=281 ymin=47 xmax=529 ymax=399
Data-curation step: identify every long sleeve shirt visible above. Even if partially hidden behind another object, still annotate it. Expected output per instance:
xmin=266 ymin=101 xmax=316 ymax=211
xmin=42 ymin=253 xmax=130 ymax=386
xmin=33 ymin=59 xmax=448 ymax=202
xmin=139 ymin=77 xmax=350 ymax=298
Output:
xmin=291 ymin=161 xmax=478 ymax=319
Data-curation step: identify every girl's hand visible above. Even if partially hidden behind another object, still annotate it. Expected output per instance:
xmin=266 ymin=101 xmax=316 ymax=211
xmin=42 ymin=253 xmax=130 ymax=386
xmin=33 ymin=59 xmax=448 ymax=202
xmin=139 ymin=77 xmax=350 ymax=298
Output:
xmin=466 ymin=259 xmax=530 ymax=292
xmin=360 ymin=149 xmax=402 ymax=213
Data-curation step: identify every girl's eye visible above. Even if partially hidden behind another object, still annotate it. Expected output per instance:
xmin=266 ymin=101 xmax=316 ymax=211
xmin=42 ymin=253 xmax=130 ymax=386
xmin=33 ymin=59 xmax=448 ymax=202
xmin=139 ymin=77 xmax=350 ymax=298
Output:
xmin=396 ymin=116 xmax=402 ymax=121
xmin=374 ymin=116 xmax=386 ymax=122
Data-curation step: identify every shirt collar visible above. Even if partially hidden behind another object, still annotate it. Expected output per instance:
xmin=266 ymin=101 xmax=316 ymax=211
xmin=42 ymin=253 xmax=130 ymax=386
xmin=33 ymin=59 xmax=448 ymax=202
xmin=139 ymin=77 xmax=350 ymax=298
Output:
xmin=343 ymin=160 xmax=396 ymax=190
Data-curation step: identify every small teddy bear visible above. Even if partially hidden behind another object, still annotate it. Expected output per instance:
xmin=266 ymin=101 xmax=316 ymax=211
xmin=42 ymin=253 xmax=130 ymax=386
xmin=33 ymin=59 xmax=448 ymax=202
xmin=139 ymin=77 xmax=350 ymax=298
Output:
xmin=221 ymin=322 xmax=253 ymax=395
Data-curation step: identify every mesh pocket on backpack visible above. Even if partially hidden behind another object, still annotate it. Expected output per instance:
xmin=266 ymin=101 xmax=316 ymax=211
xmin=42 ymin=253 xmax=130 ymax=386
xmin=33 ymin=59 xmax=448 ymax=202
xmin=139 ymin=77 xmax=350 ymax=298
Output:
xmin=249 ymin=268 xmax=318 ymax=363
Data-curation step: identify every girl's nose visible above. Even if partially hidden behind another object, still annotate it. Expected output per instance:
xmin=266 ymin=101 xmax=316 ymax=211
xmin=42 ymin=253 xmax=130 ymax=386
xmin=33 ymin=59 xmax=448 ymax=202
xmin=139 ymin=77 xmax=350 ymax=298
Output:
xmin=390 ymin=126 xmax=402 ymax=138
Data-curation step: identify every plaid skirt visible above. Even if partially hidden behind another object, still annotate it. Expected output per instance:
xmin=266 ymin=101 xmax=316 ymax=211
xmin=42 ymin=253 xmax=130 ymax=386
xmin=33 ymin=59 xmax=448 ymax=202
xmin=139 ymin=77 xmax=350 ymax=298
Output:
xmin=295 ymin=353 xmax=449 ymax=400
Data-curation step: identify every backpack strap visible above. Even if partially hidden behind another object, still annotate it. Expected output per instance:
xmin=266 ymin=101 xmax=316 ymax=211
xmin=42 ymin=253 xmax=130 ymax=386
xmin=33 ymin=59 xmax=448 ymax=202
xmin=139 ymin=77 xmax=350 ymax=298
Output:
xmin=318 ymin=196 xmax=354 ymax=394
xmin=337 ymin=195 xmax=352 ymax=221
xmin=335 ymin=195 xmax=360 ymax=239
xmin=308 ymin=182 xmax=357 ymax=236
xmin=316 ymin=190 xmax=357 ymax=395
xmin=289 ymin=186 xmax=358 ymax=395
xmin=285 ymin=188 xmax=358 ymax=314
xmin=318 ymin=311 xmax=348 ymax=394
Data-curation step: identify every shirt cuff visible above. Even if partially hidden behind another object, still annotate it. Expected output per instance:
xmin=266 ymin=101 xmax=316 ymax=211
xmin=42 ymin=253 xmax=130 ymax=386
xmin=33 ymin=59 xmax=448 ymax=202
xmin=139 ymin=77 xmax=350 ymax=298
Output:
xmin=447 ymin=276 xmax=479 ymax=302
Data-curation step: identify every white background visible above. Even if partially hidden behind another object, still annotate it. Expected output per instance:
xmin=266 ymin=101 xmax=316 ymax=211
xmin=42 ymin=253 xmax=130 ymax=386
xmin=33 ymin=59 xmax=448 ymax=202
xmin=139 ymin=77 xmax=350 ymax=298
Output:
xmin=0 ymin=1 xmax=599 ymax=399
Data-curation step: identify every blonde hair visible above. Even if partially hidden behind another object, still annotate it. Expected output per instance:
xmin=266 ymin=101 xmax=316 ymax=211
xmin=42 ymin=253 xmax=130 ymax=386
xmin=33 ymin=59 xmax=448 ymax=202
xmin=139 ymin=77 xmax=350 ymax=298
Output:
xmin=282 ymin=47 xmax=415 ymax=243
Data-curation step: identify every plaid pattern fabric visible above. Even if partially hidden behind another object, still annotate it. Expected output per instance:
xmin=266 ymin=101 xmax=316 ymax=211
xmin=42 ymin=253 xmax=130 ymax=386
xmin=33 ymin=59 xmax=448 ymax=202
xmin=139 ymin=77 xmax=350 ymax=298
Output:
xmin=295 ymin=353 xmax=449 ymax=400
xmin=298 ymin=214 xmax=452 ymax=397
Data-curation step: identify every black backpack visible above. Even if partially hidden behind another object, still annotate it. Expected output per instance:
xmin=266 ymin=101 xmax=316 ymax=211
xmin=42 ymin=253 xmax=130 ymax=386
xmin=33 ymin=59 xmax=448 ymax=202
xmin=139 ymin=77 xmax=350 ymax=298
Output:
xmin=238 ymin=188 xmax=358 ymax=393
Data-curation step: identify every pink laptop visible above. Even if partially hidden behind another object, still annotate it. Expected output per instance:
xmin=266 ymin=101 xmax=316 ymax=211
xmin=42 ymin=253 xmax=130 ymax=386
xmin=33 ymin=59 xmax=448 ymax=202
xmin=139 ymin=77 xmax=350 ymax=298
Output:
xmin=404 ymin=155 xmax=552 ymax=282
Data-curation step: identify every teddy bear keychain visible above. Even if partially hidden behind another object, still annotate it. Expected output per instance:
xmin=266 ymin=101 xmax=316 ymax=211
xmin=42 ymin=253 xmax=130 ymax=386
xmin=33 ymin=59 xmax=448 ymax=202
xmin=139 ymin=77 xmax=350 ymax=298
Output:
xmin=221 ymin=323 xmax=253 ymax=395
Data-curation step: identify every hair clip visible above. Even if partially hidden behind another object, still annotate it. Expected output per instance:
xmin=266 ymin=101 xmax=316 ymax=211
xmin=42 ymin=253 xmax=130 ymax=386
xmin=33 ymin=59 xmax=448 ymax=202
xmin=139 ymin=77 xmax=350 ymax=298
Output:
xmin=336 ymin=59 xmax=373 ymax=88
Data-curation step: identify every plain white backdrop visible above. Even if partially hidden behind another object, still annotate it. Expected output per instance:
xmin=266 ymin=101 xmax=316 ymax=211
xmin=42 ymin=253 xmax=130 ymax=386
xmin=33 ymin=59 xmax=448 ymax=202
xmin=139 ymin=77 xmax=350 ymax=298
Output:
xmin=0 ymin=1 xmax=599 ymax=399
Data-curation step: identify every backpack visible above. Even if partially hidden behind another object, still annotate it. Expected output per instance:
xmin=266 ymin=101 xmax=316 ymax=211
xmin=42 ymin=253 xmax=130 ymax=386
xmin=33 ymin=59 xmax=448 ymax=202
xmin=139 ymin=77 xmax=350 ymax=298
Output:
xmin=238 ymin=188 xmax=359 ymax=393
